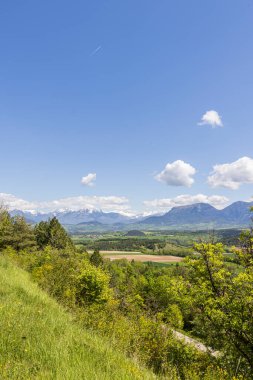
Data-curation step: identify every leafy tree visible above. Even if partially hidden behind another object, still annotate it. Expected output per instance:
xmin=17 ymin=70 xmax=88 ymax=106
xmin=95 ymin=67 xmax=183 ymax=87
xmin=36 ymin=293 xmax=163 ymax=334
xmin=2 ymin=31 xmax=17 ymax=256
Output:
xmin=31 ymin=246 xmax=78 ymax=306
xmin=34 ymin=217 xmax=74 ymax=250
xmin=48 ymin=217 xmax=74 ymax=249
xmin=34 ymin=221 xmax=50 ymax=249
xmin=236 ymin=227 xmax=253 ymax=267
xmin=0 ymin=208 xmax=14 ymax=249
xmin=12 ymin=216 xmax=36 ymax=250
xmin=75 ymin=261 xmax=112 ymax=305
xmin=0 ymin=209 xmax=35 ymax=251
xmin=186 ymin=241 xmax=253 ymax=376
xmin=90 ymin=249 xmax=103 ymax=267
xmin=163 ymin=304 xmax=184 ymax=329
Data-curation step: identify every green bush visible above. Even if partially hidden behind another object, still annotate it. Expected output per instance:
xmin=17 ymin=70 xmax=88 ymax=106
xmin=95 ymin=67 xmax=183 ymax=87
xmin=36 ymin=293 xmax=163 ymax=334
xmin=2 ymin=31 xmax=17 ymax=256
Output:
xmin=75 ymin=261 xmax=112 ymax=305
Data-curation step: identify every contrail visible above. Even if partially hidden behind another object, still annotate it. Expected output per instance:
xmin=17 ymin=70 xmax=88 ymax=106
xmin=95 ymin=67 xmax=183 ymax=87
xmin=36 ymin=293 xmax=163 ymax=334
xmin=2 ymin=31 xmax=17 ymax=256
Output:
xmin=90 ymin=45 xmax=102 ymax=56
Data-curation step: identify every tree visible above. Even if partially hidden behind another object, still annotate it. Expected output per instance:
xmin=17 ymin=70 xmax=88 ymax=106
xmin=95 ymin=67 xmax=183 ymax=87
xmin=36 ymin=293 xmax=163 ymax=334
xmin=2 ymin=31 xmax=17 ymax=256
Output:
xmin=75 ymin=261 xmax=112 ymax=305
xmin=186 ymin=241 xmax=253 ymax=376
xmin=0 ymin=209 xmax=36 ymax=251
xmin=34 ymin=217 xmax=74 ymax=250
xmin=48 ymin=217 xmax=73 ymax=249
xmin=34 ymin=221 xmax=50 ymax=249
xmin=0 ymin=208 xmax=14 ymax=250
xmin=12 ymin=216 xmax=36 ymax=250
xmin=90 ymin=249 xmax=103 ymax=267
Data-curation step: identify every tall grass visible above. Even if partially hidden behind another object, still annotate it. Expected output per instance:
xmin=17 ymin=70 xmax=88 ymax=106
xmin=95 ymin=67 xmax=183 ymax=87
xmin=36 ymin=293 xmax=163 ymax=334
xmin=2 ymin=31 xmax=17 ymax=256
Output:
xmin=0 ymin=256 xmax=156 ymax=379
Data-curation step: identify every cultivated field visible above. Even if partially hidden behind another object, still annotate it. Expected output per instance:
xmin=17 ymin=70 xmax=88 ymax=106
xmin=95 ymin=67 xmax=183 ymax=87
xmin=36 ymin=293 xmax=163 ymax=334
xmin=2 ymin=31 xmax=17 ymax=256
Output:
xmin=103 ymin=253 xmax=183 ymax=263
xmin=88 ymin=250 xmax=141 ymax=255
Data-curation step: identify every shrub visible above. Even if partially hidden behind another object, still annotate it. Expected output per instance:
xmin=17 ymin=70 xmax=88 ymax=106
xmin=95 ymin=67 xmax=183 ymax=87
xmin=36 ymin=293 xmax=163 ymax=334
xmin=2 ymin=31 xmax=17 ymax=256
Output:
xmin=75 ymin=261 xmax=112 ymax=305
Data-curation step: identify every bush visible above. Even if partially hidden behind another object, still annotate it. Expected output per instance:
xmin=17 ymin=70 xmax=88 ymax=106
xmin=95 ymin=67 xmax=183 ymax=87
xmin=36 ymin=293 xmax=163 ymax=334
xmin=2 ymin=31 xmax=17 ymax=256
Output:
xmin=75 ymin=261 xmax=112 ymax=305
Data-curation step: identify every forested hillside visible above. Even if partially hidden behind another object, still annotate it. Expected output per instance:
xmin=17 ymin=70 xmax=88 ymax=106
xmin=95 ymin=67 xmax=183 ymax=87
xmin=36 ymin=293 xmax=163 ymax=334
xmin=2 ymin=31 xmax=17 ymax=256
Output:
xmin=1 ymin=207 xmax=253 ymax=379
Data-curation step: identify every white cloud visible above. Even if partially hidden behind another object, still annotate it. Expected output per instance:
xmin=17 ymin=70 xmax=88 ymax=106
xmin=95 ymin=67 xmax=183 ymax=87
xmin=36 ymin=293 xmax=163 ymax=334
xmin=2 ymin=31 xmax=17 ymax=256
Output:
xmin=81 ymin=173 xmax=96 ymax=187
xmin=198 ymin=110 xmax=223 ymax=128
xmin=143 ymin=194 xmax=229 ymax=213
xmin=0 ymin=193 xmax=38 ymax=211
xmin=155 ymin=160 xmax=196 ymax=187
xmin=0 ymin=193 xmax=132 ymax=214
xmin=208 ymin=157 xmax=253 ymax=190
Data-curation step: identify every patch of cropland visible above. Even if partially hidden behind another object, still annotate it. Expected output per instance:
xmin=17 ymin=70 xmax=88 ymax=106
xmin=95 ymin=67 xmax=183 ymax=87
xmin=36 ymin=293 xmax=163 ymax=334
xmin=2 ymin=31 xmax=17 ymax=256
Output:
xmin=103 ymin=254 xmax=183 ymax=263
xmin=0 ymin=256 xmax=155 ymax=380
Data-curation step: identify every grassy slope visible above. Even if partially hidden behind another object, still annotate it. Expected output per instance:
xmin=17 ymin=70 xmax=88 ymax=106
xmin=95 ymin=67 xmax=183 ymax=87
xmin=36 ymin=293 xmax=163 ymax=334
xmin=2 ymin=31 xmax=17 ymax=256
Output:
xmin=0 ymin=257 xmax=157 ymax=380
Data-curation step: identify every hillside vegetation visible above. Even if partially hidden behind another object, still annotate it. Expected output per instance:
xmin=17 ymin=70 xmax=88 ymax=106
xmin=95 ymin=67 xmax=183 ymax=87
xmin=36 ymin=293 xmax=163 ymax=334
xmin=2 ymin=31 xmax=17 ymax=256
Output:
xmin=0 ymin=256 xmax=155 ymax=380
xmin=1 ymin=208 xmax=253 ymax=379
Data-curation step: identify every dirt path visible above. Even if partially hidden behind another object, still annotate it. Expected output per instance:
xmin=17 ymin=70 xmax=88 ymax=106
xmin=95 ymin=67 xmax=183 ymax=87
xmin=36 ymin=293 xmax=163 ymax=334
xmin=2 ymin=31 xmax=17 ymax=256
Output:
xmin=173 ymin=330 xmax=220 ymax=357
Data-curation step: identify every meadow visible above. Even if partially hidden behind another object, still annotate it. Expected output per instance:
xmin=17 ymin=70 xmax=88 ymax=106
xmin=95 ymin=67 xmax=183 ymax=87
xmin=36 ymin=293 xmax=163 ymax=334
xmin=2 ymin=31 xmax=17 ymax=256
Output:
xmin=0 ymin=256 xmax=156 ymax=380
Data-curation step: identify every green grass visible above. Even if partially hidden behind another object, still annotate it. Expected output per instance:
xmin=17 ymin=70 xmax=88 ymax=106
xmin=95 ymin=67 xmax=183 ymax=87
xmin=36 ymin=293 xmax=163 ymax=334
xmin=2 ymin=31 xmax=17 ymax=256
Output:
xmin=0 ymin=256 xmax=157 ymax=380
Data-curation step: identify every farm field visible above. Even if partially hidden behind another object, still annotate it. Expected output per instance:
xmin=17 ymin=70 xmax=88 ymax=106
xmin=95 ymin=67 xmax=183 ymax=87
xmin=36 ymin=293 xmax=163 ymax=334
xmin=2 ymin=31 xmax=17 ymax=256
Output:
xmin=88 ymin=250 xmax=141 ymax=255
xmin=103 ymin=253 xmax=183 ymax=263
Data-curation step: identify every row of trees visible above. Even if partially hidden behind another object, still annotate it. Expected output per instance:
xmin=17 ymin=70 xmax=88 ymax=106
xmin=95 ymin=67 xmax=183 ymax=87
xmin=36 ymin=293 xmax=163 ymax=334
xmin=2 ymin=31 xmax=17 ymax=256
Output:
xmin=0 ymin=208 xmax=73 ymax=251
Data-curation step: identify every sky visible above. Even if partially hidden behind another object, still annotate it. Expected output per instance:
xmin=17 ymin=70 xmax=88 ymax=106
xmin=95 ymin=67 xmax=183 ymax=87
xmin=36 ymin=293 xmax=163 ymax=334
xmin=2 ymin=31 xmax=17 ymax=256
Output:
xmin=1 ymin=0 xmax=253 ymax=215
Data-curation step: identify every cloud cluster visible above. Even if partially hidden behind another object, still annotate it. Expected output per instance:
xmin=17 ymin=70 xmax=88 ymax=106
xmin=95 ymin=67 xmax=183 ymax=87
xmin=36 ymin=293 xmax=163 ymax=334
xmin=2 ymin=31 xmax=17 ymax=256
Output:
xmin=208 ymin=157 xmax=253 ymax=189
xmin=154 ymin=155 xmax=253 ymax=191
xmin=0 ymin=193 xmax=38 ymax=211
xmin=0 ymin=192 xmax=232 ymax=217
xmin=155 ymin=160 xmax=196 ymax=187
xmin=81 ymin=173 xmax=96 ymax=187
xmin=198 ymin=110 xmax=223 ymax=128
xmin=0 ymin=193 xmax=131 ymax=214
xmin=144 ymin=194 xmax=229 ymax=212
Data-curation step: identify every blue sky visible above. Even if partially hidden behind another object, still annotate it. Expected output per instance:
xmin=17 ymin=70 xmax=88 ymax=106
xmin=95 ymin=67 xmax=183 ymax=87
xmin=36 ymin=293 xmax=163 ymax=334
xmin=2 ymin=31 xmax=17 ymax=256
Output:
xmin=1 ymin=0 xmax=253 ymax=214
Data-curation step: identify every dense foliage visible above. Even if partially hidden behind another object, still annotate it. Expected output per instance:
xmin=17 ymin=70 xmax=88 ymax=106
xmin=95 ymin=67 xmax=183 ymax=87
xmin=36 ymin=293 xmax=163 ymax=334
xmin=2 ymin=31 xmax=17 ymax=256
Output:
xmin=0 ymin=256 xmax=155 ymax=380
xmin=1 ymin=206 xmax=253 ymax=379
xmin=34 ymin=217 xmax=74 ymax=249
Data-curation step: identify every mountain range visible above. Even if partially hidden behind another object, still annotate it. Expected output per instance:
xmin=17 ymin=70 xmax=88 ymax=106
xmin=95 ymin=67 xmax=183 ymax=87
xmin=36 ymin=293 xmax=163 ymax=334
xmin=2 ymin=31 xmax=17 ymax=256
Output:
xmin=141 ymin=201 xmax=253 ymax=227
xmin=9 ymin=209 xmax=135 ymax=225
xmin=10 ymin=201 xmax=253 ymax=229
